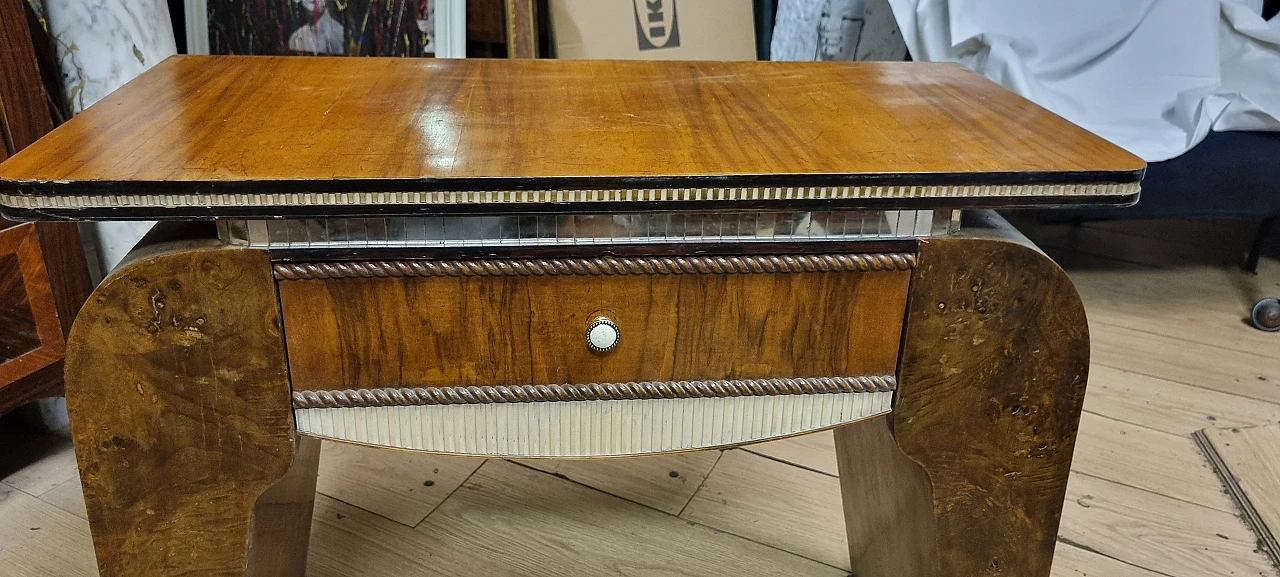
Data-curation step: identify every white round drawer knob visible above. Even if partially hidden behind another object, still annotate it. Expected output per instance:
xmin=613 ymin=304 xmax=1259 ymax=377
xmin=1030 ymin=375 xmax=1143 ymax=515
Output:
xmin=587 ymin=317 xmax=620 ymax=352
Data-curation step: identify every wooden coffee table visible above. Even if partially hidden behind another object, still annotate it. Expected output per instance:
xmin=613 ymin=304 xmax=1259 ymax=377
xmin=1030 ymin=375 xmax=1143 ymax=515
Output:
xmin=0 ymin=56 xmax=1143 ymax=577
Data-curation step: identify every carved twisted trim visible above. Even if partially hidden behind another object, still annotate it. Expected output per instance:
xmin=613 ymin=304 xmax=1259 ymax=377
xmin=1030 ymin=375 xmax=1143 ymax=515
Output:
xmin=292 ymin=375 xmax=896 ymax=408
xmin=273 ymin=253 xmax=916 ymax=280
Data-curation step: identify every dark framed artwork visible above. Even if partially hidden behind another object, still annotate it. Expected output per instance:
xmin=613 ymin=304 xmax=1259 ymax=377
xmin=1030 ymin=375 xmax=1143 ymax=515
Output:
xmin=208 ymin=0 xmax=436 ymax=56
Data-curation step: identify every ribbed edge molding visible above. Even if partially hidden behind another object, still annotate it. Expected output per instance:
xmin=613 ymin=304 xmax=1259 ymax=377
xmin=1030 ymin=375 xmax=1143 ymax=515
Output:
xmin=293 ymin=376 xmax=896 ymax=409
xmin=274 ymin=254 xmax=915 ymax=280
xmin=0 ymin=182 xmax=1140 ymax=210
xmin=294 ymin=391 xmax=893 ymax=457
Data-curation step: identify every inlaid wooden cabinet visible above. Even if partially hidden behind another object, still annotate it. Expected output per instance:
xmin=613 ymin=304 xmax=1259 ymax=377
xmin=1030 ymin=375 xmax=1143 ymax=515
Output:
xmin=0 ymin=0 xmax=92 ymax=412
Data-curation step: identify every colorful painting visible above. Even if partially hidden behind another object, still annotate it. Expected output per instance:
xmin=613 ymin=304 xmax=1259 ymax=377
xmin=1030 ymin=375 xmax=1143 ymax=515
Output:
xmin=208 ymin=0 xmax=434 ymax=56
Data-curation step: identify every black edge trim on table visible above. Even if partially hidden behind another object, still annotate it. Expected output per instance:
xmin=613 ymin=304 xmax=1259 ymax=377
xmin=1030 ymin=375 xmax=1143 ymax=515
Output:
xmin=0 ymin=192 xmax=1142 ymax=222
xmin=0 ymin=167 xmax=1145 ymax=198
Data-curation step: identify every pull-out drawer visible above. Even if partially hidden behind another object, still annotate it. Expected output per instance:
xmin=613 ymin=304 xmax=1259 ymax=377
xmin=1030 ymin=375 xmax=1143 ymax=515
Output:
xmin=276 ymin=252 xmax=914 ymax=456
xmin=278 ymin=254 xmax=911 ymax=388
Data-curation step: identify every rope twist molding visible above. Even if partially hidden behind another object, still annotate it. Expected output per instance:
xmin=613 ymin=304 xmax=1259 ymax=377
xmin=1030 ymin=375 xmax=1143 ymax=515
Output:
xmin=274 ymin=253 xmax=916 ymax=280
xmin=292 ymin=375 xmax=897 ymax=408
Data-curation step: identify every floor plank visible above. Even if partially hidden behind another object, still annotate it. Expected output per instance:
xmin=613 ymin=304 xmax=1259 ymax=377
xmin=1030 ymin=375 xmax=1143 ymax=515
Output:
xmin=1013 ymin=216 xmax=1280 ymax=359
xmin=1090 ymin=321 xmax=1280 ymax=404
xmin=741 ymin=430 xmax=838 ymax=476
xmin=1071 ymin=412 xmax=1234 ymax=512
xmin=1076 ymin=281 xmax=1279 ymax=359
xmin=37 ymin=476 xmax=86 ymax=521
xmin=1201 ymin=424 xmax=1280 ymax=553
xmin=316 ymin=440 xmax=484 ymax=527
xmin=1059 ymin=472 xmax=1272 ymax=577
xmin=0 ymin=427 xmax=78 ymax=497
xmin=308 ymin=459 xmax=846 ymax=577
xmin=1051 ymin=541 xmax=1168 ymax=577
xmin=1062 ymin=255 xmax=1274 ymax=318
xmin=0 ymin=484 xmax=97 ymax=577
xmin=1083 ymin=365 xmax=1280 ymax=435
xmin=680 ymin=449 xmax=849 ymax=571
xmin=512 ymin=449 xmax=721 ymax=515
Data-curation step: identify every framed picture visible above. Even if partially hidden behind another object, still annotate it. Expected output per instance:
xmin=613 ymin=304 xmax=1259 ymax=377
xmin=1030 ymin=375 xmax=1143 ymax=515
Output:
xmin=185 ymin=0 xmax=466 ymax=57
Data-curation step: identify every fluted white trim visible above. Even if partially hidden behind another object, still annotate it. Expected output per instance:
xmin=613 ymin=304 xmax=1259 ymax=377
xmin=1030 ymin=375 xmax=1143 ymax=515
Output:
xmin=294 ymin=391 xmax=892 ymax=457
xmin=0 ymin=182 xmax=1139 ymax=211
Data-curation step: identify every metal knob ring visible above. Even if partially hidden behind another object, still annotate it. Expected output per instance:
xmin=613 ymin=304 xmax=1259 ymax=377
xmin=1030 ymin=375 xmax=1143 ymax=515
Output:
xmin=586 ymin=316 xmax=620 ymax=352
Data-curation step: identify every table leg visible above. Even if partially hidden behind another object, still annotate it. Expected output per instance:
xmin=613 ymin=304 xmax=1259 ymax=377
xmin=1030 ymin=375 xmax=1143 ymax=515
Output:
xmin=834 ymin=415 xmax=938 ymax=576
xmin=838 ymin=234 xmax=1090 ymax=577
xmin=64 ymin=242 xmax=311 ymax=577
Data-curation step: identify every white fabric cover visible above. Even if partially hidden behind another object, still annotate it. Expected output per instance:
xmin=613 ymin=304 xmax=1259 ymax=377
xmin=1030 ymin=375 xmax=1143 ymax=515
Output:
xmin=889 ymin=0 xmax=1280 ymax=161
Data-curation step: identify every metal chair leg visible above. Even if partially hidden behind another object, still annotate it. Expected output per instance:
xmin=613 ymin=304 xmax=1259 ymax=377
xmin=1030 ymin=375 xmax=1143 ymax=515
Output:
xmin=1244 ymin=216 xmax=1277 ymax=274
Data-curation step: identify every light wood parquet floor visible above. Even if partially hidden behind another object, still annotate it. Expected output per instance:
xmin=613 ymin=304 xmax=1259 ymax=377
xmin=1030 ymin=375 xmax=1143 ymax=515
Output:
xmin=2 ymin=216 xmax=1280 ymax=577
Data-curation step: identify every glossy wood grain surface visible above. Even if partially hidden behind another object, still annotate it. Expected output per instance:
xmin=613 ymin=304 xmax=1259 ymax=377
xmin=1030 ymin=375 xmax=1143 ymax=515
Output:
xmin=0 ymin=222 xmax=63 ymax=388
xmin=64 ymin=240 xmax=304 ymax=577
xmin=279 ymin=267 xmax=909 ymax=390
xmin=0 ymin=56 xmax=1142 ymax=195
xmin=0 ymin=0 xmax=53 ymax=160
xmin=892 ymin=214 xmax=1090 ymax=577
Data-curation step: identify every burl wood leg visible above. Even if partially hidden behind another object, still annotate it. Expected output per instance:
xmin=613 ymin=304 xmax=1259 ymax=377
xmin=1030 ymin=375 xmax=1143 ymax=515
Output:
xmin=64 ymin=240 xmax=317 ymax=577
xmin=837 ymin=222 xmax=1090 ymax=577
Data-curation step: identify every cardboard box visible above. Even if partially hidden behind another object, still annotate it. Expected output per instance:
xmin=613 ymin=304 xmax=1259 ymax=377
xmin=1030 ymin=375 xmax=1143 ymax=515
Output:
xmin=550 ymin=0 xmax=757 ymax=60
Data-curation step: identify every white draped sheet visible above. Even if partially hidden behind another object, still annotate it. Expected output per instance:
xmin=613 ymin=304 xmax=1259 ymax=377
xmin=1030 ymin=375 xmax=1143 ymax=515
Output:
xmin=888 ymin=0 xmax=1280 ymax=161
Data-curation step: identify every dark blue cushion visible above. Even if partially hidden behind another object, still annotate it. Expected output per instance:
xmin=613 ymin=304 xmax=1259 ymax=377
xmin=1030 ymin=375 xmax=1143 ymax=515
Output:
xmin=1060 ymin=130 xmax=1280 ymax=220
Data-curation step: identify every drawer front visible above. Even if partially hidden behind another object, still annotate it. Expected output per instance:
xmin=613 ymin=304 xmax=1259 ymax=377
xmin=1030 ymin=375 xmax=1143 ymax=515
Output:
xmin=278 ymin=255 xmax=912 ymax=392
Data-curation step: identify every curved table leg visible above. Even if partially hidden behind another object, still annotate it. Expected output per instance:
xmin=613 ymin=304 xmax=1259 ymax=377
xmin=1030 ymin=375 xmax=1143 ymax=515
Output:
xmin=838 ymin=230 xmax=1090 ymax=577
xmin=64 ymin=241 xmax=314 ymax=577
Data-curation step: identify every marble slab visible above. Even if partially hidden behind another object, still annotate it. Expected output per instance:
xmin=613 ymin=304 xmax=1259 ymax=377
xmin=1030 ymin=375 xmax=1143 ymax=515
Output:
xmin=44 ymin=0 xmax=176 ymax=114
xmin=43 ymin=0 xmax=175 ymax=272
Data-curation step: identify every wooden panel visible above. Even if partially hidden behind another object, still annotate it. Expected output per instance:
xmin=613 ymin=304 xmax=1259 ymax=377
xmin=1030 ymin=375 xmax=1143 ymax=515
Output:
xmin=0 ymin=222 xmax=67 ymax=393
xmin=505 ymin=0 xmax=538 ymax=57
xmin=892 ymin=220 xmax=1090 ymax=577
xmin=64 ymin=242 xmax=302 ymax=577
xmin=32 ymin=221 xmax=92 ymax=340
xmin=245 ymin=436 xmax=321 ymax=577
xmin=282 ymin=268 xmax=908 ymax=389
xmin=469 ymin=0 xmax=508 ymax=44
xmin=0 ymin=0 xmax=91 ymax=411
xmin=0 ymin=0 xmax=54 ymax=155
xmin=833 ymin=415 xmax=937 ymax=576
xmin=0 ymin=252 xmax=39 ymax=360
xmin=0 ymin=57 xmax=1143 ymax=197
